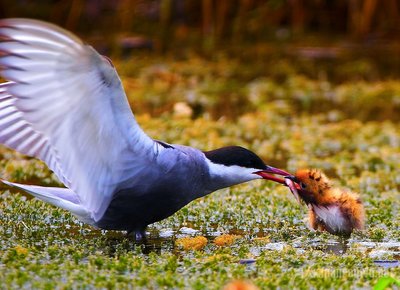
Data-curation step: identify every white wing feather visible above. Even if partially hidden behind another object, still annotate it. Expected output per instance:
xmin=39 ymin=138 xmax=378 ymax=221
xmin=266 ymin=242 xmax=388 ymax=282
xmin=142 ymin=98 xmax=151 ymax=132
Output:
xmin=1 ymin=179 xmax=93 ymax=225
xmin=0 ymin=19 xmax=158 ymax=221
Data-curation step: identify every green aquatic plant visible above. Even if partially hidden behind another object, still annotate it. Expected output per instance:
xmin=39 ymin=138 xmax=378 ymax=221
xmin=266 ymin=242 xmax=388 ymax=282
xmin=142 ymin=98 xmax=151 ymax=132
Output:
xmin=374 ymin=276 xmax=400 ymax=290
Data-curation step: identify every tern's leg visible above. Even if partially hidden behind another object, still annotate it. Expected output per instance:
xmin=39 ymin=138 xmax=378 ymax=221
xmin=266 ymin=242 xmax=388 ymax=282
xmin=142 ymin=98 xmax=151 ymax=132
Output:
xmin=135 ymin=230 xmax=146 ymax=241
xmin=127 ymin=228 xmax=147 ymax=242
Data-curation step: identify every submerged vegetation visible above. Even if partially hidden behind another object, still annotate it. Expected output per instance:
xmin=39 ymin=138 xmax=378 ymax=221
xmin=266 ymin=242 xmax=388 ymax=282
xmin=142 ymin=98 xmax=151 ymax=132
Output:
xmin=0 ymin=56 xmax=399 ymax=289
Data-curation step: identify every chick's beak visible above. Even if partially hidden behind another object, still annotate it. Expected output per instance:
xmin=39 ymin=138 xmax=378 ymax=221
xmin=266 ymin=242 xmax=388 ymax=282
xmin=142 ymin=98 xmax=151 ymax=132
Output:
xmin=254 ymin=165 xmax=291 ymax=184
xmin=284 ymin=176 xmax=301 ymax=204
xmin=255 ymin=167 xmax=303 ymax=204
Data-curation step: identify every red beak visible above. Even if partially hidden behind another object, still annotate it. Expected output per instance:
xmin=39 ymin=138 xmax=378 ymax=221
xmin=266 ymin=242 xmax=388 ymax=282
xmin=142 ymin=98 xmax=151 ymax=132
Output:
xmin=256 ymin=167 xmax=304 ymax=204
xmin=255 ymin=167 xmax=303 ymax=204
xmin=254 ymin=165 xmax=292 ymax=184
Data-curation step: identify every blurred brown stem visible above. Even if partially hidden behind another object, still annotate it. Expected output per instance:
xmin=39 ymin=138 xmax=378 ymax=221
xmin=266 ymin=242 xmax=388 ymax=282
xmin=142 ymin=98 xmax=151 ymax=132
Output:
xmin=66 ymin=0 xmax=83 ymax=31
xmin=202 ymin=0 xmax=215 ymax=52
xmin=159 ymin=0 xmax=172 ymax=53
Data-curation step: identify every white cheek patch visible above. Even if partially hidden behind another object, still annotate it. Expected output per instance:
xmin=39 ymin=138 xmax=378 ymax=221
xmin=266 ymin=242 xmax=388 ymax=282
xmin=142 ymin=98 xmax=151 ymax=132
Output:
xmin=205 ymin=159 xmax=261 ymax=183
xmin=312 ymin=205 xmax=346 ymax=232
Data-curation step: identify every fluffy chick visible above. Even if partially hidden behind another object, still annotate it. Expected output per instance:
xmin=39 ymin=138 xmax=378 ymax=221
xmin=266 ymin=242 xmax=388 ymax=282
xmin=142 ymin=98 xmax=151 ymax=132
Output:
xmin=286 ymin=169 xmax=365 ymax=237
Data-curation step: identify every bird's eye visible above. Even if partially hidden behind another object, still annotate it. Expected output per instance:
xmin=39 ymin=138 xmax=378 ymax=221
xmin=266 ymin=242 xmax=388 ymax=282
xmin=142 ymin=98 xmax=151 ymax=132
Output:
xmin=300 ymin=182 xmax=307 ymax=189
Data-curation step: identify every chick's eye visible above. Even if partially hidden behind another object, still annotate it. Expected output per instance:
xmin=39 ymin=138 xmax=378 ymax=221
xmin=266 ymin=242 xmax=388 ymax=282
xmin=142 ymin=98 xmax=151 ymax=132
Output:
xmin=300 ymin=182 xmax=307 ymax=189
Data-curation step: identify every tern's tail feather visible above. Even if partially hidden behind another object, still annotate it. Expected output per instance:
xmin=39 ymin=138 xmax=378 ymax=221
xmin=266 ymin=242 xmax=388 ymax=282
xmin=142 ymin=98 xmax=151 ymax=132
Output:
xmin=2 ymin=180 xmax=95 ymax=225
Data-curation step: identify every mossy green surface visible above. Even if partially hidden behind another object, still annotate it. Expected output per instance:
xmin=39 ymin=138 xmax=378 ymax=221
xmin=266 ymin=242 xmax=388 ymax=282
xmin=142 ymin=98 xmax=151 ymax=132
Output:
xmin=1 ymin=56 xmax=399 ymax=289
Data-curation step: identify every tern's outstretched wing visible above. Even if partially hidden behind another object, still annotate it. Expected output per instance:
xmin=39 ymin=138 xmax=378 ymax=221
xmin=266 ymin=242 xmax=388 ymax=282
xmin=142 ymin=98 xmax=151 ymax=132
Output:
xmin=0 ymin=18 xmax=159 ymax=221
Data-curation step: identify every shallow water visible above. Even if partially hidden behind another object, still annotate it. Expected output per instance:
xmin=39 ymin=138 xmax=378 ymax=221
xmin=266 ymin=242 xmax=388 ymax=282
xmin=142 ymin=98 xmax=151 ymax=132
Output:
xmin=97 ymin=226 xmax=400 ymax=264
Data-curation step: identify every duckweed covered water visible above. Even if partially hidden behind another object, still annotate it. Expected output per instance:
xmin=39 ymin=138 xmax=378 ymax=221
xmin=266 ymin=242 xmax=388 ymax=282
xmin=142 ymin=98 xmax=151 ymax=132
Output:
xmin=1 ymin=57 xmax=399 ymax=289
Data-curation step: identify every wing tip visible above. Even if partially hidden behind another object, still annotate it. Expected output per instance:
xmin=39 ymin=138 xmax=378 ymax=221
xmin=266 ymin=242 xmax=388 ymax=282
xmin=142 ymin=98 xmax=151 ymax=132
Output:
xmin=1 ymin=179 xmax=14 ymax=188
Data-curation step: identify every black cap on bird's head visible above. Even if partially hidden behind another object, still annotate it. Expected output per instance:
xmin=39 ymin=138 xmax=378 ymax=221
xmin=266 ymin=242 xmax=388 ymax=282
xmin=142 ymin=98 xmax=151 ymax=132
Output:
xmin=204 ymin=146 xmax=291 ymax=183
xmin=204 ymin=146 xmax=265 ymax=170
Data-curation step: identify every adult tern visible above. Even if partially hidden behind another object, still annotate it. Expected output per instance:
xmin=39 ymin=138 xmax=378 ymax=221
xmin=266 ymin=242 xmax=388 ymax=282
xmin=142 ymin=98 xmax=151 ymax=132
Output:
xmin=0 ymin=19 xmax=293 ymax=240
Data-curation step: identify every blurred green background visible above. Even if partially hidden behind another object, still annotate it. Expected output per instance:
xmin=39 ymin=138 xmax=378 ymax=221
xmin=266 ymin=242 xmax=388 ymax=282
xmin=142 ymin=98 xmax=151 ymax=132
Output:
xmin=2 ymin=0 xmax=400 ymax=121
xmin=1 ymin=0 xmax=400 ymax=76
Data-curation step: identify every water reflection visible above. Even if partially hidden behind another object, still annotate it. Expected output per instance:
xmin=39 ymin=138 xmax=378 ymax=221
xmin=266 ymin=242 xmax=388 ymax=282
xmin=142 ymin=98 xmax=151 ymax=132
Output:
xmin=373 ymin=260 xmax=400 ymax=268
xmin=307 ymin=239 xmax=349 ymax=255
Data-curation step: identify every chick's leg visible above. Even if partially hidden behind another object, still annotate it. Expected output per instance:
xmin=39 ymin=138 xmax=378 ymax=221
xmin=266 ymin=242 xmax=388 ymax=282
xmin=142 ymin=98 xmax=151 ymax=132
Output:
xmin=308 ymin=207 xmax=318 ymax=230
xmin=308 ymin=207 xmax=328 ymax=232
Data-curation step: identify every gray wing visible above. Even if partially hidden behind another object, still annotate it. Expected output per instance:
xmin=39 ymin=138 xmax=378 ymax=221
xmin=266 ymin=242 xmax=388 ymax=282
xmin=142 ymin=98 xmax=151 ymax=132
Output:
xmin=0 ymin=18 xmax=161 ymax=221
